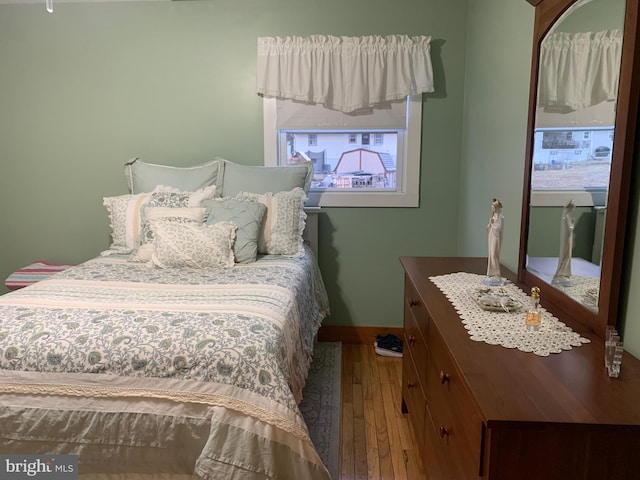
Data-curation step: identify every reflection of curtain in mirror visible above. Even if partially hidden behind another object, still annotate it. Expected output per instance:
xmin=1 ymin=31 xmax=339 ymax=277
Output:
xmin=538 ymin=30 xmax=622 ymax=111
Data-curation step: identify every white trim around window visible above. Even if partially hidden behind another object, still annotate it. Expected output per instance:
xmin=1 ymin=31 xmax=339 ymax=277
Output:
xmin=263 ymin=96 xmax=423 ymax=208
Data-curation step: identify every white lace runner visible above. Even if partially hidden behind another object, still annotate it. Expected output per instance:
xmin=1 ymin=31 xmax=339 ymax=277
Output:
xmin=429 ymin=272 xmax=590 ymax=357
xmin=553 ymin=275 xmax=600 ymax=311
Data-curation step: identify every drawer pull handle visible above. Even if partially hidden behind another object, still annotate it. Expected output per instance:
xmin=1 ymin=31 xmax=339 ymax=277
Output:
xmin=409 ymin=298 xmax=419 ymax=307
xmin=407 ymin=381 xmax=415 ymax=389
xmin=439 ymin=425 xmax=449 ymax=438
xmin=408 ymin=335 xmax=416 ymax=345
xmin=439 ymin=371 xmax=450 ymax=384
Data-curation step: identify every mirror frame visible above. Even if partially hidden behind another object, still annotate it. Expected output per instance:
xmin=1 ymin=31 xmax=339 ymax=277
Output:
xmin=519 ymin=0 xmax=640 ymax=339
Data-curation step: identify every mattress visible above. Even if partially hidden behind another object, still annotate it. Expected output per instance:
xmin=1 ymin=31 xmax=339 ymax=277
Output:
xmin=0 ymin=247 xmax=330 ymax=479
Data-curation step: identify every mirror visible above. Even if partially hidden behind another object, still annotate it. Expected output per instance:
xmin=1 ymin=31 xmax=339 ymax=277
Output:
xmin=519 ymin=0 xmax=640 ymax=338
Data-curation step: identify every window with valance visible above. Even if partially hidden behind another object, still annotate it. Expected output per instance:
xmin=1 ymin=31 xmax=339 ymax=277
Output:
xmin=257 ymin=35 xmax=434 ymax=207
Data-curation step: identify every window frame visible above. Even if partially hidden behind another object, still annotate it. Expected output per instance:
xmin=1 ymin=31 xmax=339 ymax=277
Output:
xmin=263 ymin=95 xmax=423 ymax=207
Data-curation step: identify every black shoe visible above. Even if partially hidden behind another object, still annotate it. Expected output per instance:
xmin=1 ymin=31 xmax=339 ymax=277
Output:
xmin=374 ymin=334 xmax=403 ymax=357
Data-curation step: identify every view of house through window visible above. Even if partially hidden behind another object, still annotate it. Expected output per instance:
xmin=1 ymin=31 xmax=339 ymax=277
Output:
xmin=531 ymin=127 xmax=614 ymax=190
xmin=282 ymin=131 xmax=399 ymax=190
xmin=264 ymin=95 xmax=422 ymax=207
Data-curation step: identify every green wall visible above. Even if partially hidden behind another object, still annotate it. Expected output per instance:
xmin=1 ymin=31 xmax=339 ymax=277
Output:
xmin=527 ymin=206 xmax=596 ymax=260
xmin=2 ymin=0 xmax=640 ymax=357
xmin=0 ymin=0 xmax=468 ymax=330
xmin=457 ymin=0 xmax=532 ymax=272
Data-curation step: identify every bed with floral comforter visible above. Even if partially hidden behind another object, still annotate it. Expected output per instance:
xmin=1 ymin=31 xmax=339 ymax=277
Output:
xmin=0 ymin=247 xmax=330 ymax=480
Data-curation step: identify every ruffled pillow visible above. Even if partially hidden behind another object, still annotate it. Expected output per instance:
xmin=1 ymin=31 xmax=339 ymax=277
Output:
xmin=148 ymin=219 xmax=237 ymax=269
xmin=235 ymin=187 xmax=307 ymax=257
xmin=102 ymin=193 xmax=152 ymax=255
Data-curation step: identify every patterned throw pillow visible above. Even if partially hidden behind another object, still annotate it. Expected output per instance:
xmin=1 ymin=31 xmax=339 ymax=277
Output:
xmin=235 ymin=187 xmax=307 ymax=257
xmin=102 ymin=185 xmax=216 ymax=257
xmin=132 ymin=207 xmax=207 ymax=263
xmin=202 ymin=198 xmax=267 ymax=264
xmin=148 ymin=219 xmax=237 ymax=269
xmin=138 ymin=186 xmax=214 ymax=242
xmin=147 ymin=185 xmax=217 ymax=208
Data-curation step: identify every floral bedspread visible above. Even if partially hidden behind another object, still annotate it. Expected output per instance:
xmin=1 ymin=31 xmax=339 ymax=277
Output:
xmin=0 ymin=247 xmax=330 ymax=479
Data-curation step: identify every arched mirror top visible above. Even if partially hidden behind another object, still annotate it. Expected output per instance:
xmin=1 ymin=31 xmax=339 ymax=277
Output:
xmin=519 ymin=0 xmax=640 ymax=339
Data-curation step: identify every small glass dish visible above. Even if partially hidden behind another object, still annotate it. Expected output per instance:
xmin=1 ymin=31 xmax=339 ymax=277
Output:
xmin=474 ymin=288 xmax=523 ymax=313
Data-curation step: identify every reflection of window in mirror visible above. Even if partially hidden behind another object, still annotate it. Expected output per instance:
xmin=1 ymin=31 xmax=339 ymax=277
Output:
xmin=532 ymin=101 xmax=615 ymax=193
xmin=531 ymin=0 xmax=625 ymax=209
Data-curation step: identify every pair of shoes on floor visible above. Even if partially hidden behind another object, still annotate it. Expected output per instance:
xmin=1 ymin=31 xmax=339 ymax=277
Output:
xmin=374 ymin=334 xmax=403 ymax=357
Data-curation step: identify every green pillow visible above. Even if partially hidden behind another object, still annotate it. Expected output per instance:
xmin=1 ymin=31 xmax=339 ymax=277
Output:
xmin=125 ymin=158 xmax=223 ymax=194
xmin=203 ymin=198 xmax=267 ymax=263
xmin=218 ymin=158 xmax=313 ymax=197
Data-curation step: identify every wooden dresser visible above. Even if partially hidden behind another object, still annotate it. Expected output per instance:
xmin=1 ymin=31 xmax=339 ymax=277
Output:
xmin=400 ymin=256 xmax=640 ymax=480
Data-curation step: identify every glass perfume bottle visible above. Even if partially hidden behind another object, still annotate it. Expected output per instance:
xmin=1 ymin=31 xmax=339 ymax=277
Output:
xmin=525 ymin=286 xmax=542 ymax=331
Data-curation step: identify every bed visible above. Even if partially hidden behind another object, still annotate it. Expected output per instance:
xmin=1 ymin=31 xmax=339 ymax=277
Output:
xmin=0 ymin=158 xmax=332 ymax=479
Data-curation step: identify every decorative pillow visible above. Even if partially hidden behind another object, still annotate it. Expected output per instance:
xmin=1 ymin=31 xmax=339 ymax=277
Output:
xmin=218 ymin=158 xmax=314 ymax=197
xmin=102 ymin=193 xmax=152 ymax=255
xmin=202 ymin=198 xmax=267 ymax=264
xmin=236 ymin=187 xmax=307 ymax=257
xmin=148 ymin=219 xmax=237 ymax=269
xmin=132 ymin=207 xmax=207 ymax=263
xmin=148 ymin=185 xmax=217 ymax=208
xmin=102 ymin=185 xmax=216 ymax=257
xmin=125 ymin=158 xmax=223 ymax=194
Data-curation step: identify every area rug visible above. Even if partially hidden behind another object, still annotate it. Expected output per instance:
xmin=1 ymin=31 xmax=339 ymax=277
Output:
xmin=300 ymin=342 xmax=342 ymax=480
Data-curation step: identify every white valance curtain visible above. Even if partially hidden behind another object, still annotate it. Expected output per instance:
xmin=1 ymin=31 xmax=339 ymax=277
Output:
xmin=537 ymin=29 xmax=623 ymax=111
xmin=256 ymin=35 xmax=434 ymax=113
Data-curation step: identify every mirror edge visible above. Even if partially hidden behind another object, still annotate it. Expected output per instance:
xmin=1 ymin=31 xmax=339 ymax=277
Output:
xmin=518 ymin=0 xmax=640 ymax=339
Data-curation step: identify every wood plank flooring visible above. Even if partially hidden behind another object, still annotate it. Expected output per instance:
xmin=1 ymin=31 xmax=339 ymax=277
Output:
xmin=339 ymin=344 xmax=425 ymax=480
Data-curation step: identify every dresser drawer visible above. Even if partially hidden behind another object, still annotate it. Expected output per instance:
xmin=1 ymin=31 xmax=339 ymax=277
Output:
xmin=404 ymin=295 xmax=429 ymax=395
xmin=402 ymin=342 xmax=427 ymax=451
xmin=404 ymin=276 xmax=430 ymax=340
xmin=427 ymin=322 xmax=485 ymax=478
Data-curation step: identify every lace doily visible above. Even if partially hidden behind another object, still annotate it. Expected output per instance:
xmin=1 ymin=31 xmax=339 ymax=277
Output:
xmin=429 ymin=272 xmax=590 ymax=357
xmin=552 ymin=275 xmax=600 ymax=311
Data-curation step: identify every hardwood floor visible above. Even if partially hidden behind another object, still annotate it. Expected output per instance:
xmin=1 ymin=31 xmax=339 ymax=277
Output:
xmin=339 ymin=344 xmax=425 ymax=480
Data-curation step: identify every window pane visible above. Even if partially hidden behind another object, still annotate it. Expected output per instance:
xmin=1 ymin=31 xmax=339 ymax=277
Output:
xmin=264 ymin=95 xmax=423 ymax=207
xmin=531 ymin=128 xmax=613 ymax=190
xmin=283 ymin=131 xmax=399 ymax=190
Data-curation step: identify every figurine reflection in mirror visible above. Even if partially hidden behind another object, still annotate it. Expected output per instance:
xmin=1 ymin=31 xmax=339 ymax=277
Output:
xmin=485 ymin=198 xmax=505 ymax=286
xmin=552 ymin=199 xmax=576 ymax=286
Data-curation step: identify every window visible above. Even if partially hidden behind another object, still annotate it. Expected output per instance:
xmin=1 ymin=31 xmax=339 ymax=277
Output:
xmin=263 ymin=95 xmax=423 ymax=207
xmin=530 ymin=126 xmax=612 ymax=207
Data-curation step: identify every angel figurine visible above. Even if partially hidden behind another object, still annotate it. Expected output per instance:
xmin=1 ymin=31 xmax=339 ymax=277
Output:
xmin=485 ymin=198 xmax=504 ymax=286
